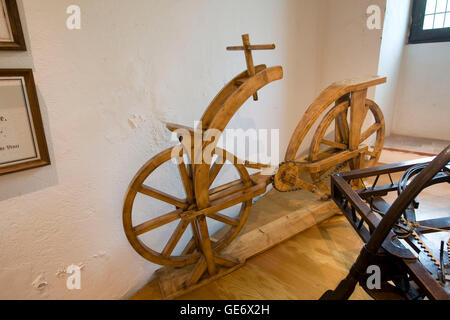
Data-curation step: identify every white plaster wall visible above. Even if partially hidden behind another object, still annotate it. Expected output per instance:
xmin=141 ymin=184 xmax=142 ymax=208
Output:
xmin=392 ymin=42 xmax=450 ymax=140
xmin=0 ymin=0 xmax=327 ymax=299
xmin=294 ymin=0 xmax=386 ymax=151
xmin=317 ymin=0 xmax=386 ymax=99
xmin=375 ymin=0 xmax=412 ymax=135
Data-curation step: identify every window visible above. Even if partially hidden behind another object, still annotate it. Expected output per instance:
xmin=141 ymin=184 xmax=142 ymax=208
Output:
xmin=409 ymin=0 xmax=450 ymax=43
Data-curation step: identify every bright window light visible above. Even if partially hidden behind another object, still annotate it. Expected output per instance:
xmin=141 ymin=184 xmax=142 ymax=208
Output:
xmin=423 ymin=0 xmax=450 ymax=30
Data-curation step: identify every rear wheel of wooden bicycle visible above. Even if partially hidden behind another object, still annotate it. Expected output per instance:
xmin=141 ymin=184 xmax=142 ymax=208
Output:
xmin=123 ymin=146 xmax=252 ymax=268
xmin=308 ymin=99 xmax=385 ymax=184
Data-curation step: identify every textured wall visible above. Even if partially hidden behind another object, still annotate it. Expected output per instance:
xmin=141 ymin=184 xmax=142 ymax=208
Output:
xmin=317 ymin=0 xmax=386 ymax=96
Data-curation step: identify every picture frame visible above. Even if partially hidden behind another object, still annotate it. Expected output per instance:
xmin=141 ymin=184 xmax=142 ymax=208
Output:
xmin=0 ymin=0 xmax=26 ymax=50
xmin=0 ymin=69 xmax=50 ymax=175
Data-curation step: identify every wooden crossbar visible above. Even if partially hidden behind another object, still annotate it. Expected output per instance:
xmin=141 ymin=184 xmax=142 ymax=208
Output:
xmin=226 ymin=34 xmax=276 ymax=101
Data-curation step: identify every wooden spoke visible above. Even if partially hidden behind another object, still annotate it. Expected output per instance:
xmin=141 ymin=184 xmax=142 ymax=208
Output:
xmin=186 ymin=256 xmax=207 ymax=287
xmin=361 ymin=104 xmax=370 ymax=125
xmin=161 ymin=219 xmax=190 ymax=258
xmin=213 ymin=254 xmax=240 ymax=267
xmin=197 ymin=216 xmax=217 ymax=276
xmin=335 ymin=110 xmax=349 ymax=144
xmin=321 ymin=139 xmax=347 ymax=150
xmin=360 ymin=123 xmax=381 ymax=144
xmin=181 ymin=237 xmax=197 ymax=255
xmin=190 ymin=221 xmax=202 ymax=253
xmin=208 ymin=212 xmax=239 ymax=226
xmin=178 ymin=221 xmax=204 ymax=255
xmin=138 ymin=184 xmax=188 ymax=209
xmin=309 ymin=101 xmax=349 ymax=162
xmin=209 ymin=182 xmax=247 ymax=202
xmin=134 ymin=209 xmax=183 ymax=236
xmin=366 ymin=150 xmax=378 ymax=158
xmin=335 ymin=125 xmax=343 ymax=143
xmin=209 ymin=160 xmax=224 ymax=187
xmin=209 ymin=179 xmax=242 ymax=195
xmin=178 ymin=160 xmax=194 ymax=203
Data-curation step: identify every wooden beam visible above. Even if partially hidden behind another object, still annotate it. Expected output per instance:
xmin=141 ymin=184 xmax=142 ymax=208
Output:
xmin=349 ymin=89 xmax=368 ymax=169
xmin=226 ymin=44 xmax=276 ymax=51
xmin=138 ymin=185 xmax=188 ymax=209
xmin=304 ymin=147 xmax=368 ymax=173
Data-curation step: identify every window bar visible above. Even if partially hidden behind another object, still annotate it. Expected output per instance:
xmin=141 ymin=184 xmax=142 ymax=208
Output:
xmin=432 ymin=0 xmax=437 ymax=29
xmin=443 ymin=0 xmax=449 ymax=28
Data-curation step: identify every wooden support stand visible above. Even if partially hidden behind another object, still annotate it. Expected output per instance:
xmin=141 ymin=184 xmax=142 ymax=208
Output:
xmin=155 ymin=261 xmax=245 ymax=300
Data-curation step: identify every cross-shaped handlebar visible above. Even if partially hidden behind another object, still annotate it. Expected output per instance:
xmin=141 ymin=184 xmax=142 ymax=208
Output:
xmin=227 ymin=34 xmax=276 ymax=101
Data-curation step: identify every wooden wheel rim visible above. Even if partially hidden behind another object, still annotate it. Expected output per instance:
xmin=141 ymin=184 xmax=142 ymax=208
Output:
xmin=363 ymin=99 xmax=385 ymax=167
xmin=123 ymin=146 xmax=252 ymax=267
xmin=309 ymin=99 xmax=385 ymax=173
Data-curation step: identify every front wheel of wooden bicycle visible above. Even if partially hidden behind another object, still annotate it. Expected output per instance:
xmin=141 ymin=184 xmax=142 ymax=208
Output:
xmin=308 ymin=99 xmax=385 ymax=184
xmin=123 ymin=146 xmax=252 ymax=268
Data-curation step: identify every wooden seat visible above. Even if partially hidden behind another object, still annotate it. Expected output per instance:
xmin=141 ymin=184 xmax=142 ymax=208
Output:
xmin=333 ymin=75 xmax=386 ymax=92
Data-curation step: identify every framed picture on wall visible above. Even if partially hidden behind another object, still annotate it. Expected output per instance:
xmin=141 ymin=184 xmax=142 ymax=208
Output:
xmin=0 ymin=69 xmax=50 ymax=175
xmin=0 ymin=0 xmax=26 ymax=50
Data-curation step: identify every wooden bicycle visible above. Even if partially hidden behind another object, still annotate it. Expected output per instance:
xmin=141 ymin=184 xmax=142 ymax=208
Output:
xmin=123 ymin=34 xmax=387 ymax=298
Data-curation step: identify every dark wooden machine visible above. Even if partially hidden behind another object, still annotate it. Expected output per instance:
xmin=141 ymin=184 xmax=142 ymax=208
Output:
xmin=321 ymin=145 xmax=450 ymax=300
